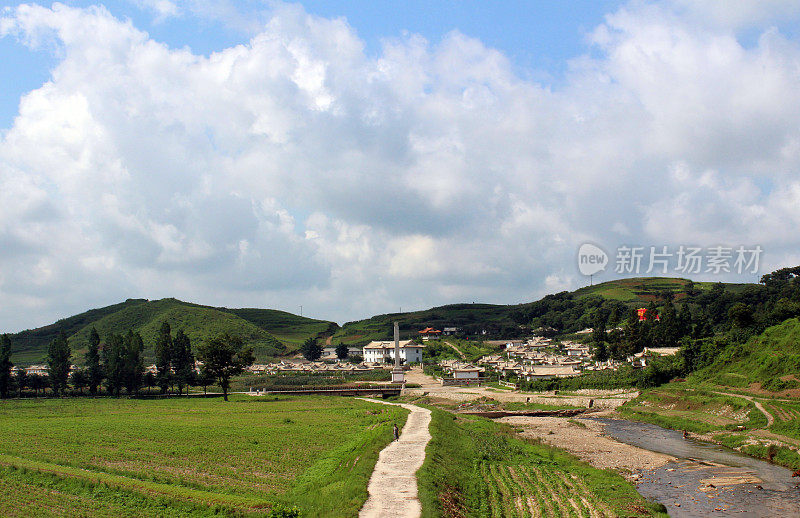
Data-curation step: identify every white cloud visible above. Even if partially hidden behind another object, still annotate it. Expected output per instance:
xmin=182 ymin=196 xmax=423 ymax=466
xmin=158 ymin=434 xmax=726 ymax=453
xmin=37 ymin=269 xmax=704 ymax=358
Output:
xmin=2 ymin=1 xmax=800 ymax=330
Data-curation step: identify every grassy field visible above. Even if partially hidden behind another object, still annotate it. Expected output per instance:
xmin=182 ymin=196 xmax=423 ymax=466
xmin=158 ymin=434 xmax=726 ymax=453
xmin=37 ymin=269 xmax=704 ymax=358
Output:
xmin=416 ymin=406 xmax=667 ymax=517
xmin=0 ymin=396 xmax=407 ymax=517
xmin=572 ymin=276 xmax=752 ymax=303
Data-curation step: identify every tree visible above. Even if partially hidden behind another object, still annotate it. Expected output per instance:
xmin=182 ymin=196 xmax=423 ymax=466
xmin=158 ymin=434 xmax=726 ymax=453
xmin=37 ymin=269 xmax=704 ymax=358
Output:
xmin=300 ymin=337 xmax=322 ymax=361
xmin=15 ymin=368 xmax=27 ymax=397
xmin=593 ymin=341 xmax=609 ymax=362
xmin=335 ymin=342 xmax=349 ymax=360
xmin=47 ymin=332 xmax=71 ymax=396
xmin=196 ymin=334 xmax=254 ymax=401
xmin=85 ymin=327 xmax=103 ymax=395
xmin=144 ymin=371 xmax=156 ymax=394
xmin=195 ymin=366 xmax=215 ymax=395
xmin=103 ymin=333 xmax=126 ymax=396
xmin=0 ymin=334 xmax=13 ymax=398
xmin=172 ymin=329 xmax=194 ymax=395
xmin=70 ymin=369 xmax=88 ymax=395
xmin=123 ymin=331 xmax=145 ymax=395
xmin=29 ymin=373 xmax=48 ymax=396
xmin=155 ymin=322 xmax=173 ymax=394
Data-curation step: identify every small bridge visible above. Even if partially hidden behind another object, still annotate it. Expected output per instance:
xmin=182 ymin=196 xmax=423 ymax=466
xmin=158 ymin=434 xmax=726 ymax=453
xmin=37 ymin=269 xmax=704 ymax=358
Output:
xmin=250 ymin=385 xmax=403 ymax=398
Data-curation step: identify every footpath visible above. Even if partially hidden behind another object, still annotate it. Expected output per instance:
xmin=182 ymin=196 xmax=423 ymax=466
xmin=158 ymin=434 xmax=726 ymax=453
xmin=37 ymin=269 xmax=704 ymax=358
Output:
xmin=358 ymin=399 xmax=432 ymax=518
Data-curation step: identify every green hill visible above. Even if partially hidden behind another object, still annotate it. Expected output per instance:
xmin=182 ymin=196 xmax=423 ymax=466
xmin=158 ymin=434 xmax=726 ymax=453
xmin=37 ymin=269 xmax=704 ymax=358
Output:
xmin=694 ymin=318 xmax=800 ymax=391
xmin=9 ymin=299 xmax=337 ymax=365
xmin=8 ymin=299 xmax=148 ymax=365
xmin=333 ymin=303 xmax=530 ymax=346
xmin=333 ymin=277 xmax=760 ymax=346
xmin=573 ymin=277 xmax=751 ymax=303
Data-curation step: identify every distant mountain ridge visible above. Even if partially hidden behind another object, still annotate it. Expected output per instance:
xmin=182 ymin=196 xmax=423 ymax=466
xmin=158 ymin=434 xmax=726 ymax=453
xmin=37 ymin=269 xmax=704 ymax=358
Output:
xmin=7 ymin=276 xmax=759 ymax=364
xmin=8 ymin=298 xmax=337 ymax=365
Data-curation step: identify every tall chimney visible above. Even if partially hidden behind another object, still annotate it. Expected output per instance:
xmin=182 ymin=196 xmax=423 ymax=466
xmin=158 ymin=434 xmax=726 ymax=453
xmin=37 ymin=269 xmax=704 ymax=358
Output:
xmin=393 ymin=321 xmax=400 ymax=369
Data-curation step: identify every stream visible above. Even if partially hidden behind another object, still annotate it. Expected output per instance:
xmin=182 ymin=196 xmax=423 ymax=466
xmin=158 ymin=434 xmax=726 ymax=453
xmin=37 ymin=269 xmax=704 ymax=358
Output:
xmin=594 ymin=418 xmax=800 ymax=517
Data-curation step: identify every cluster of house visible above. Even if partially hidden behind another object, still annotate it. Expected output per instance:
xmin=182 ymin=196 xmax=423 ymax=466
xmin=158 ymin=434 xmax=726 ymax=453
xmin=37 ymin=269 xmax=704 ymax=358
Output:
xmin=246 ymin=361 xmax=384 ymax=374
xmin=11 ymin=365 xmax=51 ymax=376
xmin=244 ymin=340 xmax=427 ymax=374
xmin=467 ymin=336 xmax=680 ymax=381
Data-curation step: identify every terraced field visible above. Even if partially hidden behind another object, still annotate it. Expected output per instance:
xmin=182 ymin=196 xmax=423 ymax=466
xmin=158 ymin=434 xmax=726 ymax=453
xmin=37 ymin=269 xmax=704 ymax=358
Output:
xmin=480 ymin=463 xmax=614 ymax=517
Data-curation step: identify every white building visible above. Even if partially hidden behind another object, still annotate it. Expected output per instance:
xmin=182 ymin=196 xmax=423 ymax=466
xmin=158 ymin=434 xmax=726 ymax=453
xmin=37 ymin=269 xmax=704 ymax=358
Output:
xmin=363 ymin=340 xmax=425 ymax=364
xmin=453 ymin=367 xmax=482 ymax=379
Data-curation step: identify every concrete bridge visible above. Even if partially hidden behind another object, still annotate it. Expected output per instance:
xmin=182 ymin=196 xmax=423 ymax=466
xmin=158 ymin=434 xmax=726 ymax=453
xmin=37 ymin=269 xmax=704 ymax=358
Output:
xmin=249 ymin=385 xmax=404 ymax=398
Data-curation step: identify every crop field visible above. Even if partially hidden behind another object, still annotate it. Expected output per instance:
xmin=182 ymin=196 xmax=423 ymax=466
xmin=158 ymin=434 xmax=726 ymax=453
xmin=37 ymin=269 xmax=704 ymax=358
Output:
xmin=480 ymin=462 xmax=616 ymax=517
xmin=416 ymin=407 xmax=667 ymax=517
xmin=0 ymin=396 xmax=408 ymax=517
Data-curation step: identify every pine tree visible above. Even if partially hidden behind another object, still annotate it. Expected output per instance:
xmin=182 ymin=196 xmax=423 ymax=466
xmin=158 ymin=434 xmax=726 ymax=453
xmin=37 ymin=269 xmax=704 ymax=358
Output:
xmin=335 ymin=342 xmax=349 ymax=360
xmin=0 ymin=334 xmax=13 ymax=398
xmin=172 ymin=329 xmax=194 ymax=395
xmin=123 ymin=331 xmax=145 ymax=395
xmin=47 ymin=332 xmax=71 ymax=396
xmin=85 ymin=327 xmax=103 ymax=395
xmin=103 ymin=333 xmax=126 ymax=396
xmin=155 ymin=322 xmax=173 ymax=394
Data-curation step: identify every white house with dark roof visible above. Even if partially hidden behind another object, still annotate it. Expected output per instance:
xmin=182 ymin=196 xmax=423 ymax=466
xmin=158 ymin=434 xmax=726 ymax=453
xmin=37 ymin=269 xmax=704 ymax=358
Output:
xmin=363 ymin=340 xmax=425 ymax=364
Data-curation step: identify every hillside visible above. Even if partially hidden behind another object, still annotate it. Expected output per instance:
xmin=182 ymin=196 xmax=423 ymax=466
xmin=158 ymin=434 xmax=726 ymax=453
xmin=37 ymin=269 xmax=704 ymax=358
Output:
xmin=573 ymin=277 xmax=752 ymax=303
xmin=8 ymin=299 xmax=148 ymax=365
xmin=9 ymin=299 xmax=336 ymax=364
xmin=332 ymin=303 xmax=526 ymax=346
xmin=693 ymin=317 xmax=800 ymax=392
xmin=331 ymin=277 xmax=760 ymax=346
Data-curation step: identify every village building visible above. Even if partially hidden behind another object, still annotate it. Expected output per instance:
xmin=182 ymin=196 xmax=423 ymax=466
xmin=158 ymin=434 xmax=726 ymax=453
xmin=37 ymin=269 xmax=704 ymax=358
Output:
xmin=418 ymin=327 xmax=442 ymax=341
xmin=363 ymin=340 xmax=425 ymax=363
xmin=321 ymin=345 xmax=364 ymax=359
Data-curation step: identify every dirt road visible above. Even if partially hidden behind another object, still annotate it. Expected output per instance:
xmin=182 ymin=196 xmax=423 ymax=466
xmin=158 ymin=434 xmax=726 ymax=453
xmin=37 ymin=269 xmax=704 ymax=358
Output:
xmin=405 ymin=367 xmax=636 ymax=409
xmin=358 ymin=399 xmax=432 ymax=518
xmin=713 ymin=390 xmax=774 ymax=426
xmin=444 ymin=341 xmax=465 ymax=359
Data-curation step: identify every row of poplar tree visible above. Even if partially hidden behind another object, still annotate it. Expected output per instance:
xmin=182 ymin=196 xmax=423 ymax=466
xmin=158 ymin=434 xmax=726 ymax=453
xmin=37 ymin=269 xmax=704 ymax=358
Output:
xmin=0 ymin=323 xmax=214 ymax=398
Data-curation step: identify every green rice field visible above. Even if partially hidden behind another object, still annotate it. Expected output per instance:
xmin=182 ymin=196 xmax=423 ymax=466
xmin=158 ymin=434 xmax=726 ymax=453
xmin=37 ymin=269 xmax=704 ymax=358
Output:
xmin=0 ymin=396 xmax=408 ymax=517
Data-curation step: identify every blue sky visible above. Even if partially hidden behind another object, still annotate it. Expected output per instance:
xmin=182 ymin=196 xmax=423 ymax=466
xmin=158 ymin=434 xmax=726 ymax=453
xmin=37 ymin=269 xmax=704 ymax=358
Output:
xmin=0 ymin=1 xmax=624 ymax=129
xmin=3 ymin=1 xmax=800 ymax=330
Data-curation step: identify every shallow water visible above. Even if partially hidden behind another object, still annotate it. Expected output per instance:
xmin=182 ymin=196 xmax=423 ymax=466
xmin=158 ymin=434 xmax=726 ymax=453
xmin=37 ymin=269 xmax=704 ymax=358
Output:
xmin=594 ymin=418 xmax=800 ymax=517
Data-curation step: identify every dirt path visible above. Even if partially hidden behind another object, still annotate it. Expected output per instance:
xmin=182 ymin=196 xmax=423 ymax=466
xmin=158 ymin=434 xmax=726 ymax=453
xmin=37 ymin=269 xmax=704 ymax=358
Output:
xmin=713 ymin=390 xmax=774 ymax=427
xmin=444 ymin=341 xmax=465 ymax=359
xmin=358 ymin=399 xmax=432 ymax=518
xmin=404 ymin=367 xmax=635 ymax=409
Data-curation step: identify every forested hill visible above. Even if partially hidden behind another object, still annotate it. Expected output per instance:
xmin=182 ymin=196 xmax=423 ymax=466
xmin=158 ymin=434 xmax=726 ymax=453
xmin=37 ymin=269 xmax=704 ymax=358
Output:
xmin=331 ymin=277 xmax=759 ymax=346
xmin=8 ymin=298 xmax=337 ymax=365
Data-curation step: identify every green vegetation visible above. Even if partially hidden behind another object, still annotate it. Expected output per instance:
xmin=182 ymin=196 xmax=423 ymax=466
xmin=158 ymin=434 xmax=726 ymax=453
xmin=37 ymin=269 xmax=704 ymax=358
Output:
xmin=8 ymin=298 xmax=337 ymax=364
xmin=691 ymin=318 xmax=800 ymax=389
xmin=619 ymin=384 xmax=800 ymax=470
xmin=228 ymin=370 xmax=391 ymax=392
xmin=0 ymin=396 xmax=407 ymax=517
xmin=620 ymin=385 xmax=767 ymax=431
xmin=423 ymin=339 xmax=504 ymax=363
xmin=417 ymin=408 xmax=666 ymax=517
xmin=333 ymin=304 xmax=531 ymax=346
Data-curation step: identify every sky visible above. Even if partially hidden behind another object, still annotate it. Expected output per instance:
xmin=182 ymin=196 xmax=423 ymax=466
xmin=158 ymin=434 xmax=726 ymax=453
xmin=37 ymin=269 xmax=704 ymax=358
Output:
xmin=2 ymin=0 xmax=800 ymax=331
